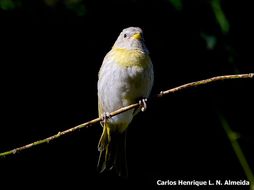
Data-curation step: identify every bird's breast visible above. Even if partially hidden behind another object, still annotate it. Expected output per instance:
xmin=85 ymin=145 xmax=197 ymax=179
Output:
xmin=110 ymin=47 xmax=150 ymax=68
xmin=98 ymin=47 xmax=153 ymax=128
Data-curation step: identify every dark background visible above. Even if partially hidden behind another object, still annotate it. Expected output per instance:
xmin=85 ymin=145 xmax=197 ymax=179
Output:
xmin=0 ymin=0 xmax=253 ymax=189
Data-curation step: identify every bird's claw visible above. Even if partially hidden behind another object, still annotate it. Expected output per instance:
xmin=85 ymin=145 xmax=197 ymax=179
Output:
xmin=139 ymin=98 xmax=147 ymax=112
xmin=101 ymin=112 xmax=111 ymax=124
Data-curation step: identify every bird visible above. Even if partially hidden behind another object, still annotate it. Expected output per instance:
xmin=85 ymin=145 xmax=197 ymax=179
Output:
xmin=97 ymin=27 xmax=154 ymax=177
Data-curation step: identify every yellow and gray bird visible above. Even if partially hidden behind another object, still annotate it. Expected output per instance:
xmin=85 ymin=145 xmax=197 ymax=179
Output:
xmin=97 ymin=27 xmax=154 ymax=176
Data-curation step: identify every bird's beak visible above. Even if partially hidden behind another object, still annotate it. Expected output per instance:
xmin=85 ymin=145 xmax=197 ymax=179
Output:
xmin=132 ymin=33 xmax=142 ymax=40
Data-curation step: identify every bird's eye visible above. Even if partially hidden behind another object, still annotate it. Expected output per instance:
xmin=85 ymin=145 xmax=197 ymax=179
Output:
xmin=124 ymin=34 xmax=127 ymax=38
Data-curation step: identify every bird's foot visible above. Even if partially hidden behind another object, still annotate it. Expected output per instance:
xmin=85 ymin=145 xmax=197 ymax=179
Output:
xmin=139 ymin=98 xmax=148 ymax=112
xmin=100 ymin=112 xmax=111 ymax=124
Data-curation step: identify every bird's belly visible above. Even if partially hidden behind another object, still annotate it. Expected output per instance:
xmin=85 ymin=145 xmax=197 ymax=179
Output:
xmin=98 ymin=64 xmax=151 ymax=127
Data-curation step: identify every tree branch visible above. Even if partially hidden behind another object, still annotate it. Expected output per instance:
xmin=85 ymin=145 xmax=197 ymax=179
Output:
xmin=158 ymin=73 xmax=254 ymax=97
xmin=0 ymin=73 xmax=253 ymax=157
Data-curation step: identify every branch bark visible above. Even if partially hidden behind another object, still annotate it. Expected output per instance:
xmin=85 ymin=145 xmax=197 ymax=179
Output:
xmin=0 ymin=73 xmax=253 ymax=157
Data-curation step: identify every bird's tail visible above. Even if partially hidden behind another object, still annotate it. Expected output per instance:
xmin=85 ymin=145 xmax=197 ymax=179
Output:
xmin=97 ymin=124 xmax=128 ymax=177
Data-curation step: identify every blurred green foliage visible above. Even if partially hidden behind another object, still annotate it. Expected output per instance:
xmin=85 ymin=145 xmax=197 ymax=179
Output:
xmin=44 ymin=0 xmax=58 ymax=6
xmin=201 ymin=33 xmax=217 ymax=50
xmin=0 ymin=0 xmax=228 ymax=30
xmin=219 ymin=114 xmax=254 ymax=190
xmin=0 ymin=0 xmax=86 ymax=15
xmin=211 ymin=0 xmax=230 ymax=34
xmin=0 ymin=0 xmax=20 ymax=10
xmin=169 ymin=0 xmax=182 ymax=11
xmin=63 ymin=0 xmax=86 ymax=16
xmin=168 ymin=0 xmax=229 ymax=34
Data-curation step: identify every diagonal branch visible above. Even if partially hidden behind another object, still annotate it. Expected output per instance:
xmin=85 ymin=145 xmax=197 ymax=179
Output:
xmin=0 ymin=73 xmax=253 ymax=157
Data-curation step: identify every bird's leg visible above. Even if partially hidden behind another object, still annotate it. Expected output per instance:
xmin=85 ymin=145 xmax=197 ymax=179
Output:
xmin=139 ymin=98 xmax=148 ymax=112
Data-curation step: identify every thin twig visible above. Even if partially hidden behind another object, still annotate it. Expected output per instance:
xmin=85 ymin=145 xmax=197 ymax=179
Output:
xmin=158 ymin=73 xmax=254 ymax=97
xmin=0 ymin=73 xmax=253 ymax=157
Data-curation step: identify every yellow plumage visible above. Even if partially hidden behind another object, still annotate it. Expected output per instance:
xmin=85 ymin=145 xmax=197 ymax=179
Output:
xmin=110 ymin=47 xmax=151 ymax=68
xmin=97 ymin=27 xmax=154 ymax=176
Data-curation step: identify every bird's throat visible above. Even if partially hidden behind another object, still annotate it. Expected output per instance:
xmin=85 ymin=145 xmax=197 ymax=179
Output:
xmin=111 ymin=47 xmax=150 ymax=68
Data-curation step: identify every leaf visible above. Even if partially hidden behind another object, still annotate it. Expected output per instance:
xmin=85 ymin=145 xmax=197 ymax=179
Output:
xmin=211 ymin=0 xmax=230 ymax=34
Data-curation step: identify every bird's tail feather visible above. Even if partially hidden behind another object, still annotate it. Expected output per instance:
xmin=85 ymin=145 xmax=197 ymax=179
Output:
xmin=97 ymin=125 xmax=128 ymax=177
